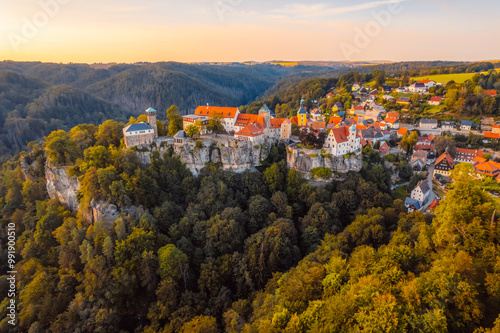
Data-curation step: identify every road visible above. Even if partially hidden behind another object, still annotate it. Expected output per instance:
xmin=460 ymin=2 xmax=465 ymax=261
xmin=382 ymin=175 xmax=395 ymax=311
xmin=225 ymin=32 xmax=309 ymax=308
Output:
xmin=400 ymin=124 xmax=480 ymax=137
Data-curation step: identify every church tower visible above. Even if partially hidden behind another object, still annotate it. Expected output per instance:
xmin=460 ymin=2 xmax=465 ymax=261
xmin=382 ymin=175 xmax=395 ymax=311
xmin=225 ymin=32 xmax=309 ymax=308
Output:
xmin=258 ymin=104 xmax=272 ymax=129
xmin=146 ymin=107 xmax=158 ymax=138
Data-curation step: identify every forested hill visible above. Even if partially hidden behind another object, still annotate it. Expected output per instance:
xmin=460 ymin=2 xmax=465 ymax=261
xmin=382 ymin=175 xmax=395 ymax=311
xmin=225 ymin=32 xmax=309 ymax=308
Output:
xmin=1 ymin=122 xmax=500 ymax=331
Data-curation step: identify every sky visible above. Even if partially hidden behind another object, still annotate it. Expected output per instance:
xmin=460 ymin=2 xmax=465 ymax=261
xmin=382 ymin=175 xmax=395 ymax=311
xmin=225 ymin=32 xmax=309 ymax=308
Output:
xmin=0 ymin=0 xmax=499 ymax=63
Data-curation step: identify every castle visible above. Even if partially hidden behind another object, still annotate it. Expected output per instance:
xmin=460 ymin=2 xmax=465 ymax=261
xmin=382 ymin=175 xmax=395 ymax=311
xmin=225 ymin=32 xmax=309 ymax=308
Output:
xmin=122 ymin=107 xmax=158 ymax=147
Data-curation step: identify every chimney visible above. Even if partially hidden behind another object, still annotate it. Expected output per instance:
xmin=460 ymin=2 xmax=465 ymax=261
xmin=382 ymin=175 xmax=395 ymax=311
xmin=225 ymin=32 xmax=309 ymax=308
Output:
xmin=207 ymin=103 xmax=209 ymax=109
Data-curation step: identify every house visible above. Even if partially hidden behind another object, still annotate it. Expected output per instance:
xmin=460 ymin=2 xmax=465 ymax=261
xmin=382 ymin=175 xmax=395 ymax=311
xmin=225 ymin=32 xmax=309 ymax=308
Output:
xmin=385 ymin=117 xmax=400 ymax=129
xmin=420 ymin=118 xmax=438 ymax=129
xmin=397 ymin=127 xmax=408 ymax=137
xmin=485 ymin=90 xmax=497 ymax=97
xmin=474 ymin=161 xmax=500 ymax=178
xmin=364 ymin=110 xmax=383 ymax=122
xmin=332 ymin=102 xmax=343 ymax=112
xmin=323 ymin=125 xmax=361 ymax=156
xmin=235 ymin=123 xmax=266 ymax=143
xmin=414 ymin=144 xmax=434 ymax=153
xmin=382 ymin=85 xmax=392 ymax=93
xmin=369 ymin=89 xmax=379 ymax=96
xmin=329 ymin=116 xmax=343 ymax=126
xmin=359 ymin=87 xmax=368 ymax=95
xmin=269 ymin=118 xmax=286 ymax=139
xmin=397 ymin=97 xmax=412 ymax=106
xmin=482 ymin=117 xmax=495 ymax=126
xmin=441 ymin=121 xmax=455 ymax=131
xmin=411 ymin=158 xmax=425 ymax=171
xmin=484 ymin=132 xmax=500 ymax=140
xmin=396 ymin=87 xmax=406 ymax=93
xmin=411 ymin=150 xmax=428 ymax=165
xmin=281 ymin=119 xmax=292 ymax=139
xmin=461 ymin=120 xmax=473 ymax=131
xmin=409 ymin=82 xmax=427 ymax=93
xmin=352 ymin=83 xmax=362 ymax=91
xmin=411 ymin=180 xmax=431 ymax=203
xmin=455 ymin=148 xmax=483 ymax=164
xmin=173 ymin=130 xmax=188 ymax=145
xmin=311 ymin=119 xmax=327 ymax=131
xmin=429 ymin=96 xmax=443 ymax=106
xmin=434 ymin=151 xmax=454 ymax=178
xmin=123 ymin=107 xmax=158 ymax=148
xmin=386 ymin=112 xmax=400 ymax=119
xmin=417 ymin=137 xmax=433 ymax=146
xmin=359 ymin=127 xmax=385 ymax=144
xmin=193 ymin=105 xmax=240 ymax=133
xmin=383 ymin=95 xmax=394 ymax=101
xmin=379 ymin=141 xmax=390 ymax=155
xmin=310 ymin=108 xmax=323 ymax=120
xmin=405 ymin=197 xmax=421 ymax=213
xmin=421 ymin=80 xmax=437 ymax=88
xmin=350 ymin=105 xmax=365 ymax=115
xmin=182 ymin=115 xmax=210 ymax=134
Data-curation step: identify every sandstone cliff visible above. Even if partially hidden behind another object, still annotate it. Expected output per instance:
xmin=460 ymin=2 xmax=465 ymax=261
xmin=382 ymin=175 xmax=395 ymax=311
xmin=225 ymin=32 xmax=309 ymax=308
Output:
xmin=287 ymin=147 xmax=363 ymax=178
xmin=45 ymin=165 xmax=80 ymax=211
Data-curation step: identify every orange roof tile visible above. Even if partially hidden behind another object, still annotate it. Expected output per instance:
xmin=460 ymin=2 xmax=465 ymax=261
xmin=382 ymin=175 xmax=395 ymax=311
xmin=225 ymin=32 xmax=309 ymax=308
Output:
xmin=235 ymin=123 xmax=265 ymax=137
xmin=195 ymin=106 xmax=238 ymax=118
xmin=290 ymin=116 xmax=298 ymax=125
xmin=435 ymin=151 xmax=454 ymax=167
xmin=329 ymin=116 xmax=343 ymax=125
xmin=330 ymin=126 xmax=350 ymax=143
xmin=235 ymin=113 xmax=259 ymax=127
xmin=397 ymin=128 xmax=408 ymax=135
xmin=386 ymin=112 xmax=400 ymax=119
xmin=473 ymin=156 xmax=487 ymax=165
xmin=385 ymin=117 xmax=398 ymax=124
xmin=485 ymin=132 xmax=500 ymax=139
xmin=270 ymin=118 xmax=286 ymax=129
xmin=485 ymin=90 xmax=497 ymax=97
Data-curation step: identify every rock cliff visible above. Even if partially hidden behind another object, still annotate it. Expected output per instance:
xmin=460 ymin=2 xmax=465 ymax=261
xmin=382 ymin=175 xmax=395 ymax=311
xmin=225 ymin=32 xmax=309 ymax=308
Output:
xmin=287 ymin=147 xmax=363 ymax=178
xmin=45 ymin=165 xmax=80 ymax=211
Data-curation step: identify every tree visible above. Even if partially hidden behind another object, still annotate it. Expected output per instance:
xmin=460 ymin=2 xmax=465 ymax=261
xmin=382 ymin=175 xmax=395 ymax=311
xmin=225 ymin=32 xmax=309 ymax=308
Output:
xmin=185 ymin=124 xmax=200 ymax=139
xmin=167 ymin=105 xmax=183 ymax=136
xmin=207 ymin=112 xmax=225 ymax=136
xmin=434 ymin=135 xmax=457 ymax=157
xmin=95 ymin=120 xmax=123 ymax=148
xmin=158 ymin=244 xmax=189 ymax=284
xmin=45 ymin=130 xmax=78 ymax=166
xmin=181 ymin=316 xmax=218 ymax=333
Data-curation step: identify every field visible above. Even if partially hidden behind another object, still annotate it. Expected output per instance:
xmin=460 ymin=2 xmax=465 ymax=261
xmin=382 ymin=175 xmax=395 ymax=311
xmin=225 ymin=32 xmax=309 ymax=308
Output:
xmin=423 ymin=104 xmax=446 ymax=114
xmin=412 ymin=70 xmax=498 ymax=84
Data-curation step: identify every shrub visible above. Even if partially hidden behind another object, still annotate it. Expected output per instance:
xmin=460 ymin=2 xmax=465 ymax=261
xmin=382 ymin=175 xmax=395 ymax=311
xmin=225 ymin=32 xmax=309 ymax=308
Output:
xmin=195 ymin=140 xmax=203 ymax=149
xmin=310 ymin=167 xmax=333 ymax=179
xmin=309 ymin=154 xmax=318 ymax=158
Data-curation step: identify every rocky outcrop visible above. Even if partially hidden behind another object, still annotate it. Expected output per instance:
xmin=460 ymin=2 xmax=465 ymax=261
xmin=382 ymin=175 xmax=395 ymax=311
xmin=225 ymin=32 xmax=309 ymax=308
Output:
xmin=287 ymin=147 xmax=363 ymax=177
xmin=45 ymin=165 xmax=80 ymax=211
xmin=136 ymin=138 xmax=276 ymax=176
xmin=90 ymin=200 xmax=136 ymax=226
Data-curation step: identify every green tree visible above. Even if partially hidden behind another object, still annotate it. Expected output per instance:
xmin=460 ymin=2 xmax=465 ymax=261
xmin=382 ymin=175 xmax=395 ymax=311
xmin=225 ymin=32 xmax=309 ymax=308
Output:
xmin=45 ymin=130 xmax=78 ymax=166
xmin=158 ymin=244 xmax=189 ymax=284
xmin=167 ymin=105 xmax=183 ymax=136
xmin=185 ymin=124 xmax=200 ymax=139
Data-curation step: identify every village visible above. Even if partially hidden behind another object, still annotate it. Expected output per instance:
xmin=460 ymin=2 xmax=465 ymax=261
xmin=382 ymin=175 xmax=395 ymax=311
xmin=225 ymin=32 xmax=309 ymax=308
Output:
xmin=121 ymin=77 xmax=499 ymax=215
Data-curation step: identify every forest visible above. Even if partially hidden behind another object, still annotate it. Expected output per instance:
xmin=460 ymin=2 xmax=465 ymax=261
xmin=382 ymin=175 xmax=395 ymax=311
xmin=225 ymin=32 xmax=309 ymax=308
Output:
xmin=0 ymin=117 xmax=499 ymax=332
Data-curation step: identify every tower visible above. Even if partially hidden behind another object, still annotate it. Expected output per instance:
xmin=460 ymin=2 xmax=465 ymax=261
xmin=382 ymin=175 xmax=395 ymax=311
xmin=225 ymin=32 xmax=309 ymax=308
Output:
xmin=146 ymin=107 xmax=158 ymax=138
xmin=258 ymin=104 xmax=271 ymax=129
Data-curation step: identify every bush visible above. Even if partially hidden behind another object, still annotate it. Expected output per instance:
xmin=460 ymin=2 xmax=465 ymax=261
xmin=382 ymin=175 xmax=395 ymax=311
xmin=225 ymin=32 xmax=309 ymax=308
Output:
xmin=309 ymin=154 xmax=318 ymax=158
xmin=196 ymin=140 xmax=203 ymax=149
xmin=310 ymin=167 xmax=333 ymax=179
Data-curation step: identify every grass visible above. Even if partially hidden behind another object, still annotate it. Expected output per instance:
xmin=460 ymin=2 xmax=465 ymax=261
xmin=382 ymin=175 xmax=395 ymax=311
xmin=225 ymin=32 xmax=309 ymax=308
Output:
xmin=424 ymin=104 xmax=446 ymax=114
xmin=392 ymin=186 xmax=409 ymax=200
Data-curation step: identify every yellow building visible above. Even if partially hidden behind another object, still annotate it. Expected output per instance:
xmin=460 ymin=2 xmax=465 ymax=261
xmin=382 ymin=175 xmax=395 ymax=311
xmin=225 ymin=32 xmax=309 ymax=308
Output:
xmin=298 ymin=105 xmax=308 ymax=127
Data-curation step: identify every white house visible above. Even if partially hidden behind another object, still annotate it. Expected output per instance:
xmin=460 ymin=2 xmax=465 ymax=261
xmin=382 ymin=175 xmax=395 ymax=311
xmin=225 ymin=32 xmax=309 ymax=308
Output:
xmin=411 ymin=181 xmax=431 ymax=203
xmin=441 ymin=121 xmax=455 ymax=131
xmin=324 ymin=125 xmax=361 ymax=156
xmin=409 ymin=82 xmax=427 ymax=93
xmin=421 ymin=80 xmax=437 ymax=89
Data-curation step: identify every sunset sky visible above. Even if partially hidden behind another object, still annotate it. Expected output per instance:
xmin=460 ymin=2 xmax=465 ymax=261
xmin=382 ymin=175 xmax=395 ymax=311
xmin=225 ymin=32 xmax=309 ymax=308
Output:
xmin=1 ymin=0 xmax=499 ymax=63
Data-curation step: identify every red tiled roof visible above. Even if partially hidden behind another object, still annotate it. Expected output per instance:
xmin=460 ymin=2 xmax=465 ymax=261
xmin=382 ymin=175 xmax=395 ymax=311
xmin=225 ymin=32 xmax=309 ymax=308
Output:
xmin=435 ymin=152 xmax=454 ymax=168
xmin=329 ymin=116 xmax=343 ymax=125
xmin=235 ymin=113 xmax=259 ymax=127
xmin=290 ymin=116 xmax=298 ymax=125
xmin=330 ymin=126 xmax=350 ymax=143
xmin=379 ymin=142 xmax=390 ymax=154
xmin=397 ymin=127 xmax=408 ymax=135
xmin=270 ymin=118 xmax=286 ymax=129
xmin=235 ymin=123 xmax=265 ymax=137
xmin=386 ymin=112 xmax=400 ymax=119
xmin=484 ymin=132 xmax=500 ymax=139
xmin=195 ymin=106 xmax=238 ymax=118
xmin=311 ymin=120 xmax=326 ymax=130
xmin=385 ymin=117 xmax=398 ymax=124
xmin=430 ymin=96 xmax=442 ymax=102
xmin=427 ymin=134 xmax=436 ymax=142
xmin=457 ymin=148 xmax=483 ymax=157
xmin=485 ymin=90 xmax=497 ymax=97
xmin=352 ymin=106 xmax=365 ymax=111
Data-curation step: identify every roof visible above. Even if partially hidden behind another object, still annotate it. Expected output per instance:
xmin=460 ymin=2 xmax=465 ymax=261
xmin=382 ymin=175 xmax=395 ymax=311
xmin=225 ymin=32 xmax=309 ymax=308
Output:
xmin=475 ymin=161 xmax=500 ymax=174
xmin=412 ymin=150 xmax=428 ymax=160
xmin=397 ymin=127 xmax=408 ymax=135
xmin=485 ymin=90 xmax=497 ymax=96
xmin=411 ymin=82 xmax=426 ymax=88
xmin=235 ymin=113 xmax=259 ymax=127
xmin=259 ymin=104 xmax=272 ymax=114
xmin=290 ymin=116 xmax=298 ymax=125
xmin=330 ymin=126 xmax=350 ymax=143
xmin=420 ymin=118 xmax=438 ymax=124
xmin=124 ymin=122 xmax=153 ymax=133
xmin=484 ymin=132 xmax=500 ymax=139
xmin=461 ymin=120 xmax=473 ymax=126
xmin=282 ymin=118 xmax=291 ymax=125
xmin=311 ymin=120 xmax=326 ymax=130
xmin=173 ymin=130 xmax=188 ymax=139
xmin=360 ymin=127 xmax=384 ymax=139
xmin=397 ymin=97 xmax=411 ymax=102
xmin=405 ymin=197 xmax=421 ymax=210
xmin=235 ymin=123 xmax=265 ymax=137
xmin=369 ymin=89 xmax=379 ymax=95
xmin=472 ymin=156 xmax=487 ymax=164
xmin=430 ymin=96 xmax=442 ymax=102
xmin=379 ymin=142 xmax=390 ymax=154
xmin=421 ymin=79 xmax=436 ymax=84
xmin=195 ymin=106 xmax=238 ymax=118
xmin=457 ymin=148 xmax=483 ymax=157
xmin=442 ymin=121 xmax=455 ymax=127
xmin=145 ymin=107 xmax=157 ymax=113
xmin=416 ymin=181 xmax=431 ymax=195
xmin=298 ymin=106 xmax=308 ymax=115
xmin=329 ymin=116 xmax=343 ymax=125
xmin=352 ymin=105 xmax=365 ymax=111
xmin=435 ymin=151 xmax=454 ymax=168
xmin=427 ymin=134 xmax=436 ymax=142
xmin=385 ymin=117 xmax=398 ymax=124
xmin=428 ymin=199 xmax=440 ymax=210
xmin=334 ymin=102 xmax=343 ymax=108
xmin=270 ymin=118 xmax=286 ymax=129
xmin=311 ymin=108 xmax=322 ymax=115
xmin=386 ymin=112 xmax=400 ymax=119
